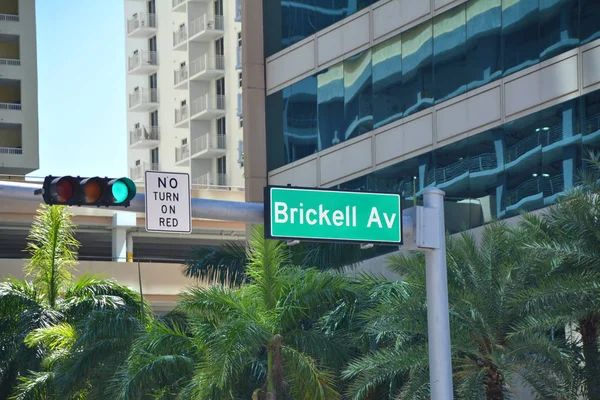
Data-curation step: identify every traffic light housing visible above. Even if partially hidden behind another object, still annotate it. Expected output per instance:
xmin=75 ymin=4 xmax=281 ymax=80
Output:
xmin=41 ymin=176 xmax=137 ymax=207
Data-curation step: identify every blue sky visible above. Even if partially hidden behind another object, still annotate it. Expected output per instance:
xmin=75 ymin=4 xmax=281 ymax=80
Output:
xmin=28 ymin=0 xmax=127 ymax=179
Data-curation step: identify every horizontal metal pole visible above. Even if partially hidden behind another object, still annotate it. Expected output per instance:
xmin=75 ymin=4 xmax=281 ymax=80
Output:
xmin=0 ymin=181 xmax=265 ymax=224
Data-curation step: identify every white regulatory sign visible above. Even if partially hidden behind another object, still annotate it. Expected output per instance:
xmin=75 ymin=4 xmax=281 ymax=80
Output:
xmin=145 ymin=171 xmax=192 ymax=234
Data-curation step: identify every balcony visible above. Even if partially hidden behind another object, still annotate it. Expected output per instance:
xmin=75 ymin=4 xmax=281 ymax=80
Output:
xmin=0 ymin=102 xmax=21 ymax=124
xmin=128 ymin=88 xmax=159 ymax=112
xmin=176 ymin=133 xmax=226 ymax=164
xmin=126 ymin=13 xmax=157 ymax=38
xmin=174 ymin=55 xmax=225 ymax=89
xmin=0 ymin=14 xmax=19 ymax=22
xmin=129 ymin=125 xmax=160 ymax=149
xmin=191 ymin=133 xmax=226 ymax=159
xmin=236 ymin=46 xmax=242 ymax=70
xmin=0 ymin=146 xmax=22 ymax=156
xmin=192 ymin=172 xmax=228 ymax=189
xmin=174 ymin=66 xmax=188 ymax=89
xmin=174 ymin=105 xmax=189 ymax=127
xmin=188 ymin=15 xmax=224 ymax=42
xmin=127 ymin=51 xmax=158 ymax=75
xmin=130 ymin=162 xmax=160 ymax=182
xmin=175 ymin=143 xmax=190 ymax=164
xmin=0 ymin=58 xmax=20 ymax=67
xmin=173 ymin=26 xmax=188 ymax=51
xmin=190 ymin=55 xmax=225 ymax=80
xmin=172 ymin=0 xmax=211 ymax=12
xmin=190 ymin=94 xmax=226 ymax=120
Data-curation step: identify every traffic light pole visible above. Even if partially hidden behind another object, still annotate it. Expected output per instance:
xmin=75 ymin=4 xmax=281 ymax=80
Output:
xmin=1 ymin=181 xmax=264 ymax=223
xmin=0 ymin=180 xmax=453 ymax=398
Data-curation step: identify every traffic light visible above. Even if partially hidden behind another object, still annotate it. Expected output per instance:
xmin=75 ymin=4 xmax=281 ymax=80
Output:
xmin=41 ymin=176 xmax=137 ymax=207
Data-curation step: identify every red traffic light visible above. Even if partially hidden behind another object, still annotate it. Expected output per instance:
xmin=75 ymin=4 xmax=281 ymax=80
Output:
xmin=47 ymin=176 xmax=79 ymax=204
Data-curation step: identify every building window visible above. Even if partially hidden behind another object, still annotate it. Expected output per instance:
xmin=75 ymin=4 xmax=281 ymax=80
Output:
xmin=216 ymin=77 xmax=225 ymax=96
xmin=239 ymin=117 xmax=243 ymax=128
xmin=182 ymin=138 xmax=187 ymax=145
xmin=238 ymin=32 xmax=242 ymax=47
xmin=238 ymin=72 xmax=242 ymax=89
xmin=181 ymin=100 xmax=186 ymax=107
xmin=150 ymin=148 xmax=159 ymax=166
xmin=217 ymin=117 xmax=226 ymax=136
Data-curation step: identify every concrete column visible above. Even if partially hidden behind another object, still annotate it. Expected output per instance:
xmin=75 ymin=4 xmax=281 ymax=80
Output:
xmin=242 ymin=0 xmax=267 ymax=204
xmin=112 ymin=227 xmax=128 ymax=262
xmin=418 ymin=153 xmax=431 ymax=200
xmin=493 ymin=131 xmax=507 ymax=217
xmin=562 ymin=102 xmax=576 ymax=191
xmin=110 ymin=212 xmax=137 ymax=263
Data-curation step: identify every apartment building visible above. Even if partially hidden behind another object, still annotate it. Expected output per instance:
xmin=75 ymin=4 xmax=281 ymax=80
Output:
xmin=125 ymin=0 xmax=243 ymax=190
xmin=0 ymin=0 xmax=39 ymax=175
xmin=243 ymin=0 xmax=600 ymax=239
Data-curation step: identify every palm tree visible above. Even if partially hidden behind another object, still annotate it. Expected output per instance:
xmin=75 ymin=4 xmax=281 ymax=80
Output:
xmin=184 ymin=235 xmax=378 ymax=285
xmin=0 ymin=205 xmax=146 ymax=399
xmin=115 ymin=225 xmax=363 ymax=399
xmin=515 ymin=155 xmax=600 ymax=399
xmin=343 ymin=222 xmax=572 ymax=399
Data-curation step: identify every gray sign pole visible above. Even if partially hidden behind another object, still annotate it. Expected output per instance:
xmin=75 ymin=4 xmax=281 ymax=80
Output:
xmin=422 ymin=188 xmax=453 ymax=399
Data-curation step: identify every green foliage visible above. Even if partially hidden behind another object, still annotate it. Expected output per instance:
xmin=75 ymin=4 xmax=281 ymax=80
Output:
xmin=117 ymin=225 xmax=364 ymax=399
xmin=343 ymin=222 xmax=573 ymax=399
xmin=0 ymin=205 xmax=146 ymax=400
xmin=24 ymin=205 xmax=79 ymax=308
xmin=183 ymin=225 xmax=374 ymax=285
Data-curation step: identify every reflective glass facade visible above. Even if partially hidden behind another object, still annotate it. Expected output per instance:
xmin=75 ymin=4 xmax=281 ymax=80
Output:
xmin=338 ymin=90 xmax=600 ymax=236
xmin=266 ymin=0 xmax=600 ymax=171
xmin=264 ymin=0 xmax=377 ymax=56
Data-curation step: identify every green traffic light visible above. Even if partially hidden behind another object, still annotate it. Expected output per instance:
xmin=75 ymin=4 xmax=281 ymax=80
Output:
xmin=112 ymin=180 xmax=129 ymax=203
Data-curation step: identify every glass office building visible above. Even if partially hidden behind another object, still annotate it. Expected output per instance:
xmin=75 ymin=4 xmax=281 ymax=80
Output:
xmin=263 ymin=0 xmax=600 ymax=241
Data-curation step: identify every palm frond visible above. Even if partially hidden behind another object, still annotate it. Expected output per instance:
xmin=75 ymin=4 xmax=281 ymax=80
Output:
xmin=282 ymin=345 xmax=341 ymax=400
xmin=24 ymin=322 xmax=77 ymax=352
xmin=245 ymin=225 xmax=289 ymax=311
xmin=184 ymin=241 xmax=248 ymax=285
xmin=62 ymin=273 xmax=147 ymax=320
xmin=112 ymin=353 xmax=195 ymax=400
xmin=24 ymin=205 xmax=79 ymax=308
xmin=10 ymin=371 xmax=54 ymax=400
xmin=342 ymin=344 xmax=428 ymax=400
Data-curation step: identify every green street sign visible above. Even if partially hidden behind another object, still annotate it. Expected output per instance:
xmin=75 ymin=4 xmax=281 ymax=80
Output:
xmin=264 ymin=186 xmax=402 ymax=245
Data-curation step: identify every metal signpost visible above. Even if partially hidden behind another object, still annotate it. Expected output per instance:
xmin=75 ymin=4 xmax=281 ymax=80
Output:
xmin=144 ymin=171 xmax=192 ymax=234
xmin=265 ymin=185 xmax=453 ymax=399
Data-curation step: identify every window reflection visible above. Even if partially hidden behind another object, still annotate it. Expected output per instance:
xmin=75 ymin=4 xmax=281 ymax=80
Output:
xmin=347 ymin=93 xmax=595 ymax=233
xmin=539 ymin=0 xmax=579 ymax=61
xmin=466 ymin=0 xmax=502 ymax=90
xmin=373 ymin=36 xmax=403 ymax=128
xmin=503 ymin=0 xmax=539 ymax=75
xmin=281 ymin=0 xmax=316 ymax=49
xmin=282 ymin=76 xmax=318 ymax=164
xmin=344 ymin=50 xmax=373 ymax=141
xmin=581 ymin=0 xmax=600 ymax=44
xmin=401 ymin=21 xmax=434 ymax=117
xmin=317 ymin=65 xmax=345 ymax=150
xmin=434 ymin=4 xmax=467 ymax=103
xmin=278 ymin=0 xmax=374 ymax=52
